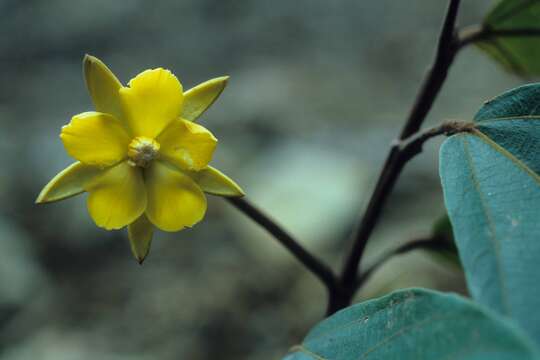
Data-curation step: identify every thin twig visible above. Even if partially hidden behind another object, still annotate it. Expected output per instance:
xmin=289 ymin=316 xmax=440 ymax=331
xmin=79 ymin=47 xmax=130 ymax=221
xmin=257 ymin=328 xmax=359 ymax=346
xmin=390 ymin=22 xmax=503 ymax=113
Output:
xmin=457 ymin=24 xmax=540 ymax=49
xmin=356 ymin=236 xmax=451 ymax=290
xmin=332 ymin=0 xmax=463 ymax=316
xmin=398 ymin=120 xmax=474 ymax=158
xmin=400 ymin=1 xmax=462 ymax=140
xmin=226 ymin=197 xmax=338 ymax=295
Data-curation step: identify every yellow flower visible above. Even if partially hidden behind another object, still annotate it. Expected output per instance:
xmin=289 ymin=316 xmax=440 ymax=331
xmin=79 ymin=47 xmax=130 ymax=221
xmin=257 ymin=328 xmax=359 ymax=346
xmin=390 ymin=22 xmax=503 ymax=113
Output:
xmin=37 ymin=55 xmax=244 ymax=263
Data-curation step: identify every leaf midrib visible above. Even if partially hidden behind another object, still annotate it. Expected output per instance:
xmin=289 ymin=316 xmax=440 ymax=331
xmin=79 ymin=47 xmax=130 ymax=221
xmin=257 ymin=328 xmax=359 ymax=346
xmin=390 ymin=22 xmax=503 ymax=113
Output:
xmin=472 ymin=128 xmax=540 ymax=185
xmin=476 ymin=115 xmax=540 ymax=123
xmin=460 ymin=134 xmax=511 ymax=315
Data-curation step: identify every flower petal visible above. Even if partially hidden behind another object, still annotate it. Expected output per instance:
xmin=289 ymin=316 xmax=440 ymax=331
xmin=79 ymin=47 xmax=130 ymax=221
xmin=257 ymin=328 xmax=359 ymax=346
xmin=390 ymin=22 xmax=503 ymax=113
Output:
xmin=85 ymin=161 xmax=146 ymax=230
xmin=61 ymin=111 xmax=130 ymax=166
xmin=128 ymin=214 xmax=154 ymax=264
xmin=145 ymin=161 xmax=207 ymax=232
xmin=36 ymin=162 xmax=102 ymax=203
xmin=157 ymin=119 xmax=217 ymax=171
xmin=182 ymin=76 xmax=229 ymax=122
xmin=119 ymin=68 xmax=184 ymax=138
xmin=83 ymin=55 xmax=124 ymax=121
xmin=188 ymin=166 xmax=244 ymax=197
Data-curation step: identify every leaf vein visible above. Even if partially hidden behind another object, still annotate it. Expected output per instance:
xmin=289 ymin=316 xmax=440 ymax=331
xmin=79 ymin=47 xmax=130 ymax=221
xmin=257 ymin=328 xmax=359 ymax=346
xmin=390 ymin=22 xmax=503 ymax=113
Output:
xmin=288 ymin=345 xmax=328 ymax=360
xmin=472 ymin=129 xmax=540 ymax=185
xmin=461 ymin=135 xmax=511 ymax=315
xmin=478 ymin=115 xmax=540 ymax=122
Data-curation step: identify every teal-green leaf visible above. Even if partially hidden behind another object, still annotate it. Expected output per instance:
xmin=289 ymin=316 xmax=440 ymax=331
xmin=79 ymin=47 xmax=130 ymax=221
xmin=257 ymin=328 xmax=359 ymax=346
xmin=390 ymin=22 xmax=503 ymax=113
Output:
xmin=440 ymin=83 xmax=540 ymax=346
xmin=478 ymin=0 xmax=540 ymax=77
xmin=283 ymin=288 xmax=539 ymax=360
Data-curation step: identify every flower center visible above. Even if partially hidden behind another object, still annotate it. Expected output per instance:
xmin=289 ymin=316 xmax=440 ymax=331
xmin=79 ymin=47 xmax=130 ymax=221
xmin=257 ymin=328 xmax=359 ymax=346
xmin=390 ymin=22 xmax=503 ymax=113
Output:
xmin=127 ymin=137 xmax=160 ymax=168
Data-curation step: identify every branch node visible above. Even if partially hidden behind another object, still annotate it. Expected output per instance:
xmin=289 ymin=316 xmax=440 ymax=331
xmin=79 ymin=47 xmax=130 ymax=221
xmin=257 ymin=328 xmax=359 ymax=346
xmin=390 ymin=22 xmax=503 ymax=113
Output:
xmin=440 ymin=120 xmax=475 ymax=135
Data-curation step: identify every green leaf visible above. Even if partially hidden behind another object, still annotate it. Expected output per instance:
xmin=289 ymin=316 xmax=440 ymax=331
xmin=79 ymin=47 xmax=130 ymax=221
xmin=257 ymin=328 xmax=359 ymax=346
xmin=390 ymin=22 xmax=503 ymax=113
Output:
xmin=440 ymin=83 xmax=540 ymax=345
xmin=478 ymin=0 xmax=540 ymax=77
xmin=283 ymin=288 xmax=539 ymax=360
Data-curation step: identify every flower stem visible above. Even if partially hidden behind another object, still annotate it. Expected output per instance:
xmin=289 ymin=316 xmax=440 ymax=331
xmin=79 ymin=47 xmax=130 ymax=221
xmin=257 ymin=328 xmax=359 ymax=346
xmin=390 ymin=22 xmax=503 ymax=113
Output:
xmin=226 ymin=197 xmax=338 ymax=297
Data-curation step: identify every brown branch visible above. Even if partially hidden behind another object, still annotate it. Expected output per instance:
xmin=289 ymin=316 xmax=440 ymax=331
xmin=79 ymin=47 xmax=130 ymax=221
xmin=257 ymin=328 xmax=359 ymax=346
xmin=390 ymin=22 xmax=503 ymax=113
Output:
xmin=334 ymin=1 xmax=463 ymax=316
xmin=332 ymin=3 xmax=467 ymax=298
xmin=399 ymin=0 xmax=462 ymax=140
xmin=226 ymin=197 xmax=338 ymax=297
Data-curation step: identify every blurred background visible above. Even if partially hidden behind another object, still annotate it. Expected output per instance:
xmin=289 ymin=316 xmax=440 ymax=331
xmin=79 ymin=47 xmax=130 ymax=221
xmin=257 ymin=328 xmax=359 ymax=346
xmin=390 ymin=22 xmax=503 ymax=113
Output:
xmin=0 ymin=0 xmax=527 ymax=359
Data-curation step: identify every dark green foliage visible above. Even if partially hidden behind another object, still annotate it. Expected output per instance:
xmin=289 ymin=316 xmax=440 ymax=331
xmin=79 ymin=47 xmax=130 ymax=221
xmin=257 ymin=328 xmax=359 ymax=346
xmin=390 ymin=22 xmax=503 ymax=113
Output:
xmin=478 ymin=0 xmax=540 ymax=76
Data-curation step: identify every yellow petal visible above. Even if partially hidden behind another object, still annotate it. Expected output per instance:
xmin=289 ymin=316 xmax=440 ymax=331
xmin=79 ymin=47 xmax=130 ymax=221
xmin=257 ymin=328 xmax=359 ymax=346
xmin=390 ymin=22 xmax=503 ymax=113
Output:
xmin=182 ymin=76 xmax=229 ymax=122
xmin=157 ymin=119 xmax=217 ymax=171
xmin=83 ymin=55 xmax=124 ymax=121
xmin=188 ymin=166 xmax=244 ymax=197
xmin=128 ymin=214 xmax=154 ymax=264
xmin=36 ymin=162 xmax=102 ymax=204
xmin=119 ymin=68 xmax=184 ymax=138
xmin=145 ymin=161 xmax=207 ymax=232
xmin=61 ymin=111 xmax=130 ymax=166
xmin=85 ymin=161 xmax=146 ymax=230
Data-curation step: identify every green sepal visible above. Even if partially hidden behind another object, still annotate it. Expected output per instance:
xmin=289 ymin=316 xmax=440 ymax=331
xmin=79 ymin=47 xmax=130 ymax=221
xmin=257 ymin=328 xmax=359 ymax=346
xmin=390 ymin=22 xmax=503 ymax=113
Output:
xmin=36 ymin=162 xmax=101 ymax=204
xmin=128 ymin=214 xmax=154 ymax=264
xmin=182 ymin=76 xmax=229 ymax=122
